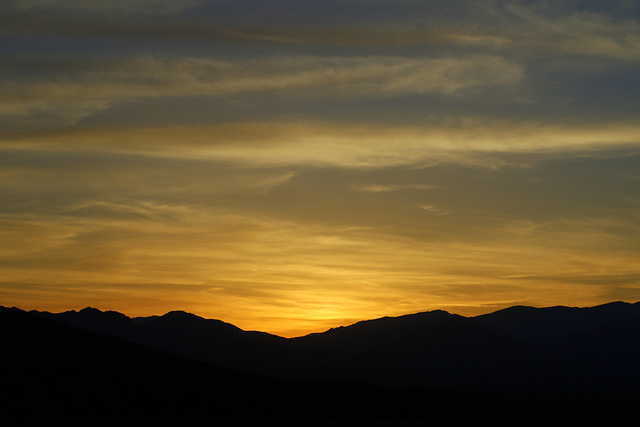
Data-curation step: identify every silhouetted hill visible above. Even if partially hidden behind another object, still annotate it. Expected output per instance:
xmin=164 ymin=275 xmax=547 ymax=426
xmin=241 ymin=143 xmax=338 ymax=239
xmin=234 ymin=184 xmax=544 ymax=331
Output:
xmin=32 ymin=302 xmax=640 ymax=394
xmin=294 ymin=302 xmax=640 ymax=393
xmin=474 ymin=301 xmax=640 ymax=343
xmin=2 ymin=306 xmax=277 ymax=423
xmin=1 ymin=306 xmax=484 ymax=425
xmin=37 ymin=305 xmax=293 ymax=377
xmin=7 ymin=303 xmax=640 ymax=425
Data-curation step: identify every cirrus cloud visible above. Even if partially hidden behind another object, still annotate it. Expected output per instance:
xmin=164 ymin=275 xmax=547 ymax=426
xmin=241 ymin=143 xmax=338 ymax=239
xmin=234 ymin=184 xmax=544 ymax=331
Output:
xmin=0 ymin=54 xmax=523 ymax=126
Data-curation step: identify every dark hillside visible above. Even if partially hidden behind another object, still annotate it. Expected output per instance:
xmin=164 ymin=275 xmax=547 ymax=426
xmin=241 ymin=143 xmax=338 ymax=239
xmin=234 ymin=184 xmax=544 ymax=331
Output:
xmin=19 ymin=302 xmax=640 ymax=424
xmin=33 ymin=302 xmax=640 ymax=393
xmin=0 ymin=306 xmax=484 ymax=425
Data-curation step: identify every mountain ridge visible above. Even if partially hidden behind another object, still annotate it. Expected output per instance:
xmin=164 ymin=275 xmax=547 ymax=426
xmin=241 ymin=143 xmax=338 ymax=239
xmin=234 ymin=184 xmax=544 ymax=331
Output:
xmin=3 ymin=305 xmax=480 ymax=424
xmin=35 ymin=300 xmax=640 ymax=339
xmin=5 ymin=304 xmax=640 ymax=424
xmin=29 ymin=300 xmax=640 ymax=394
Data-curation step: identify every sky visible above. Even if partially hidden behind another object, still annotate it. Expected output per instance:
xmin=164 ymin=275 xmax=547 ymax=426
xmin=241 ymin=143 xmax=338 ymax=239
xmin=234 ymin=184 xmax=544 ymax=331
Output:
xmin=1 ymin=0 xmax=640 ymax=337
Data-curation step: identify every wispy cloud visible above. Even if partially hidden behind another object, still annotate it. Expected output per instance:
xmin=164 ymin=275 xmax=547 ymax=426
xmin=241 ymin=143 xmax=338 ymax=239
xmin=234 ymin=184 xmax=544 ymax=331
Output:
xmin=0 ymin=54 xmax=523 ymax=126
xmin=420 ymin=205 xmax=450 ymax=215
xmin=506 ymin=4 xmax=640 ymax=61
xmin=2 ymin=0 xmax=638 ymax=62
xmin=3 ymin=121 xmax=639 ymax=168
xmin=353 ymin=184 xmax=441 ymax=192
xmin=0 ymin=0 xmax=205 ymax=13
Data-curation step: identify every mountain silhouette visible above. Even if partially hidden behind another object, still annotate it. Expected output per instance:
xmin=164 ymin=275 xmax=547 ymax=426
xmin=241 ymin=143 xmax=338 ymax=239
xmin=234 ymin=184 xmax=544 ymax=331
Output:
xmin=36 ymin=305 xmax=293 ymax=377
xmin=5 ymin=303 xmax=640 ymax=424
xmin=2 ymin=305 xmax=278 ymax=423
xmin=1 ymin=306 xmax=481 ymax=424
xmin=34 ymin=301 xmax=640 ymax=394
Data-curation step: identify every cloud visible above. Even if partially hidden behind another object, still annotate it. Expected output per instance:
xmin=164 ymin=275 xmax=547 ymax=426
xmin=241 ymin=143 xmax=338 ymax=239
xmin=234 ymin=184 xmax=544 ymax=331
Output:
xmin=510 ymin=273 xmax=640 ymax=287
xmin=353 ymin=184 xmax=441 ymax=192
xmin=0 ymin=148 xmax=299 ymax=219
xmin=0 ymin=54 xmax=524 ymax=126
xmin=3 ymin=120 xmax=639 ymax=168
xmin=506 ymin=3 xmax=640 ymax=61
xmin=3 ymin=3 xmax=638 ymax=131
xmin=420 ymin=205 xmax=449 ymax=215
xmin=0 ymin=0 xmax=205 ymax=13
xmin=2 ymin=0 xmax=638 ymax=63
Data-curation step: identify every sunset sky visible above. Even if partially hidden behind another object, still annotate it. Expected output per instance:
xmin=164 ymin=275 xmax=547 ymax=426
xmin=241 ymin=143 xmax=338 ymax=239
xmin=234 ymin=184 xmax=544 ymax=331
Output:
xmin=2 ymin=0 xmax=640 ymax=337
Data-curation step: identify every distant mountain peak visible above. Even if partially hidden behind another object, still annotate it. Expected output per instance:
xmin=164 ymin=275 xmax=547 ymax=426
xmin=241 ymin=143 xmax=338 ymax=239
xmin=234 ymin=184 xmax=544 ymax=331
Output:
xmin=76 ymin=306 xmax=131 ymax=320
xmin=162 ymin=310 xmax=205 ymax=320
xmin=426 ymin=309 xmax=454 ymax=316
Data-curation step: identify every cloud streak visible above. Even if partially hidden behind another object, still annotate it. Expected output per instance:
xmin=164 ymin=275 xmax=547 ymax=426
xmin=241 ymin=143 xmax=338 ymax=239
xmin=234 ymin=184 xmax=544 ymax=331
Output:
xmin=2 ymin=0 xmax=639 ymax=62
xmin=0 ymin=54 xmax=523 ymax=126
xmin=3 ymin=121 xmax=639 ymax=168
